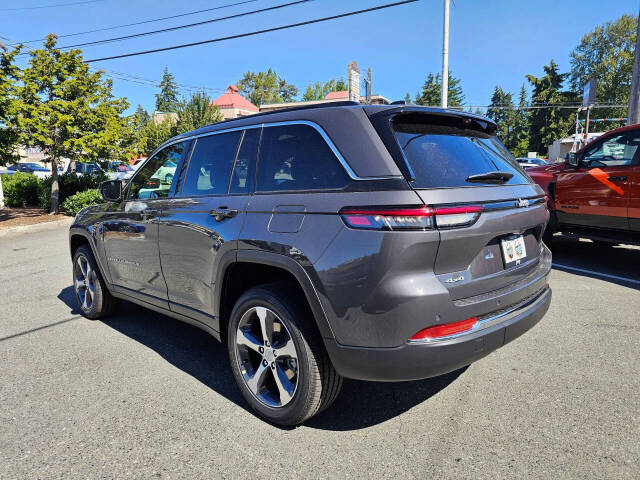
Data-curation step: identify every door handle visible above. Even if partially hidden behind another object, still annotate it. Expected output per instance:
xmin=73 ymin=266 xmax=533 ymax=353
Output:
xmin=607 ymin=176 xmax=627 ymax=182
xmin=209 ymin=208 xmax=238 ymax=221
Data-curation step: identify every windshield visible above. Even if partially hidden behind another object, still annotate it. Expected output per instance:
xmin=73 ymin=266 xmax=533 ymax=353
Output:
xmin=392 ymin=119 xmax=529 ymax=188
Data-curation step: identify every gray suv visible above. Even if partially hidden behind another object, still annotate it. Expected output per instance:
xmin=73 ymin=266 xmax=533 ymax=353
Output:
xmin=69 ymin=103 xmax=552 ymax=425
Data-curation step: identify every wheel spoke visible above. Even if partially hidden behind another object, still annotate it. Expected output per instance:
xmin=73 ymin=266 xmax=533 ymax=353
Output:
xmin=82 ymin=288 xmax=89 ymax=309
xmin=276 ymin=338 xmax=297 ymax=360
xmin=273 ymin=364 xmax=294 ymax=404
xmin=74 ymin=277 xmax=84 ymax=291
xmin=256 ymin=307 xmax=274 ymax=345
xmin=246 ymin=362 xmax=269 ymax=395
xmin=77 ymin=257 xmax=88 ymax=278
xmin=237 ymin=327 xmax=263 ymax=354
xmin=85 ymin=263 xmax=93 ymax=282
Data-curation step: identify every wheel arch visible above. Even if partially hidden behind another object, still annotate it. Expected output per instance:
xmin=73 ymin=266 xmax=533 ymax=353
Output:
xmin=215 ymin=250 xmax=336 ymax=346
xmin=69 ymin=227 xmax=112 ymax=285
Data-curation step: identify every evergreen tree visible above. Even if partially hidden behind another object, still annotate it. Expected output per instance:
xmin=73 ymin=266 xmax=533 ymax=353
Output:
xmin=415 ymin=71 xmax=465 ymax=108
xmin=404 ymin=93 xmax=412 ymax=105
xmin=14 ymin=34 xmax=129 ymax=213
xmin=526 ymin=60 xmax=577 ymax=154
xmin=155 ymin=67 xmax=180 ymax=112
xmin=511 ymin=84 xmax=530 ymax=157
xmin=302 ymin=78 xmax=348 ymax=101
xmin=486 ymin=86 xmax=515 ymax=148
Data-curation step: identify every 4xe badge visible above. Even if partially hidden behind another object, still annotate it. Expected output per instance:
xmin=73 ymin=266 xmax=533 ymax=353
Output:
xmin=516 ymin=198 xmax=530 ymax=208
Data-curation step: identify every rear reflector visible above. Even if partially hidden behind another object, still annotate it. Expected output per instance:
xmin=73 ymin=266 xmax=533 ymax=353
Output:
xmin=409 ymin=317 xmax=478 ymax=341
xmin=434 ymin=205 xmax=482 ymax=228
xmin=340 ymin=206 xmax=434 ymax=231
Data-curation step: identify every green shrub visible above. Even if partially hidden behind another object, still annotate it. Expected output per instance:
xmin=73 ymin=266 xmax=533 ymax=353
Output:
xmin=38 ymin=171 xmax=108 ymax=210
xmin=1 ymin=172 xmax=42 ymax=207
xmin=61 ymin=189 xmax=102 ymax=216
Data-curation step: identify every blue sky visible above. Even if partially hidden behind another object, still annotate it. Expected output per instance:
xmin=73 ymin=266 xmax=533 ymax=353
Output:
xmin=1 ymin=0 xmax=638 ymax=114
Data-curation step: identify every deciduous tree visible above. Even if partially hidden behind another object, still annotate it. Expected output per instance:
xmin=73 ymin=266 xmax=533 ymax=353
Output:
xmin=237 ymin=69 xmax=297 ymax=107
xmin=175 ymin=91 xmax=223 ymax=133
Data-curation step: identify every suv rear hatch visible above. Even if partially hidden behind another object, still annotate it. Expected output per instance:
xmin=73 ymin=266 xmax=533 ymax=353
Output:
xmin=368 ymin=107 xmax=549 ymax=302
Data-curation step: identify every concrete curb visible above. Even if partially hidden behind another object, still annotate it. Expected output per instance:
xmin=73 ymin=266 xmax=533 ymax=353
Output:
xmin=0 ymin=217 xmax=74 ymax=238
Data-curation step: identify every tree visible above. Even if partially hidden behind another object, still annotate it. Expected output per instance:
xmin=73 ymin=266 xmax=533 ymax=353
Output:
xmin=140 ymin=117 xmax=175 ymax=155
xmin=0 ymin=47 xmax=21 ymax=166
xmin=134 ymin=104 xmax=150 ymax=129
xmin=175 ymin=91 xmax=223 ymax=133
xmin=511 ymin=84 xmax=530 ymax=157
xmin=236 ymin=69 xmax=297 ymax=107
xmin=404 ymin=92 xmax=412 ymax=105
xmin=14 ymin=34 xmax=129 ymax=213
xmin=414 ymin=71 xmax=465 ymax=108
xmin=155 ymin=67 xmax=180 ymax=112
xmin=526 ymin=60 xmax=577 ymax=154
xmin=570 ymin=14 xmax=636 ymax=121
xmin=486 ymin=86 xmax=515 ymax=148
xmin=302 ymin=78 xmax=348 ymax=101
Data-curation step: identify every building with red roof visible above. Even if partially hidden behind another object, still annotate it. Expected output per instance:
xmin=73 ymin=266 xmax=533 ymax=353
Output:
xmin=212 ymin=85 xmax=259 ymax=120
xmin=324 ymin=90 xmax=349 ymax=100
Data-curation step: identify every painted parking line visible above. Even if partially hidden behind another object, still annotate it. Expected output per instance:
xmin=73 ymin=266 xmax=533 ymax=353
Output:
xmin=552 ymin=263 xmax=640 ymax=285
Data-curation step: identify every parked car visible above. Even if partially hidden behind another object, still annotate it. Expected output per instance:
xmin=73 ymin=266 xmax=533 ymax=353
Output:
xmin=69 ymin=103 xmax=552 ymax=425
xmin=68 ymin=162 xmax=105 ymax=176
xmin=527 ymin=124 xmax=640 ymax=246
xmin=516 ymin=157 xmax=552 ymax=169
xmin=106 ymin=162 xmax=135 ymax=181
xmin=7 ymin=162 xmax=52 ymax=179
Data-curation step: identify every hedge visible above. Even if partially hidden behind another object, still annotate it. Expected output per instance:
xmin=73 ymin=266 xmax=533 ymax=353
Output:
xmin=37 ymin=172 xmax=108 ymax=210
xmin=61 ymin=189 xmax=102 ymax=216
xmin=1 ymin=172 xmax=41 ymax=207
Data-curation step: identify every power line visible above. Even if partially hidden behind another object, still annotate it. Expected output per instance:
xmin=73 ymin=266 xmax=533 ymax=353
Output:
xmin=11 ymin=0 xmax=261 ymax=45
xmin=0 ymin=0 xmax=103 ymax=11
xmin=102 ymin=69 xmax=226 ymax=94
xmin=58 ymin=0 xmax=311 ymax=50
xmin=85 ymin=0 xmax=419 ymax=63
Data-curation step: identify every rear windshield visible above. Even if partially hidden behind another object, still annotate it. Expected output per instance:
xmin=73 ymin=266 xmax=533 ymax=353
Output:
xmin=392 ymin=115 xmax=529 ymax=188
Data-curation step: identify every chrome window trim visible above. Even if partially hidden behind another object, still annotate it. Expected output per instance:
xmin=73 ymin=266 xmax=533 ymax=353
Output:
xmin=152 ymin=120 xmax=393 ymax=182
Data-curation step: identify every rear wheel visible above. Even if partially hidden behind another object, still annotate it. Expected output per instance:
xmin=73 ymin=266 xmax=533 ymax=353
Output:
xmin=227 ymin=284 xmax=342 ymax=426
xmin=72 ymin=245 xmax=118 ymax=319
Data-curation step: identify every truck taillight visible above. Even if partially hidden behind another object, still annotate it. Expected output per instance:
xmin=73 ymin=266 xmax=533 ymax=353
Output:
xmin=340 ymin=205 xmax=482 ymax=231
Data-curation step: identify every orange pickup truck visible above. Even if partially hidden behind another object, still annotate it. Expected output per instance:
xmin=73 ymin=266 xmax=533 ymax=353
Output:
xmin=527 ymin=124 xmax=640 ymax=246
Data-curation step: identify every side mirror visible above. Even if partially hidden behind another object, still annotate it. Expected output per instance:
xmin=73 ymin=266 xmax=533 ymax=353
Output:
xmin=566 ymin=152 xmax=579 ymax=167
xmin=99 ymin=180 xmax=123 ymax=202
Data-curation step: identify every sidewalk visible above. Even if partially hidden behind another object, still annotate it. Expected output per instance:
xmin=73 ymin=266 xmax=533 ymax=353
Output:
xmin=0 ymin=208 xmax=73 ymax=237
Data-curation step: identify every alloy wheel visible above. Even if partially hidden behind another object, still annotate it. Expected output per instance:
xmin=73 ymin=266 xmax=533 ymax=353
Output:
xmin=234 ymin=306 xmax=299 ymax=408
xmin=74 ymin=255 xmax=96 ymax=312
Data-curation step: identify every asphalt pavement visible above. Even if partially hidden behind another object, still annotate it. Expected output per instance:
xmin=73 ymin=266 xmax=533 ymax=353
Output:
xmin=1 ymin=226 xmax=638 ymax=479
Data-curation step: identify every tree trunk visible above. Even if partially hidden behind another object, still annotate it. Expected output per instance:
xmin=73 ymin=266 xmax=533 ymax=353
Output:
xmin=50 ymin=157 xmax=59 ymax=214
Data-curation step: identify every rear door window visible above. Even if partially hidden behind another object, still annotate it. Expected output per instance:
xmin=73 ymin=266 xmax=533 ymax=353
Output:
xmin=256 ymin=124 xmax=349 ymax=192
xmin=392 ymin=114 xmax=529 ymax=188
xmin=182 ymin=131 xmax=242 ymax=196
xmin=229 ymin=128 xmax=260 ymax=195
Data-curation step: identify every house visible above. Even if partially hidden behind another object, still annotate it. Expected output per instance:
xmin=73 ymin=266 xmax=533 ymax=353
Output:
xmin=212 ymin=85 xmax=259 ymax=120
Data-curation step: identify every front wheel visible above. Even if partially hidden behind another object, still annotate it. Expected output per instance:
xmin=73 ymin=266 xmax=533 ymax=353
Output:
xmin=72 ymin=245 xmax=118 ymax=319
xmin=227 ymin=284 xmax=342 ymax=426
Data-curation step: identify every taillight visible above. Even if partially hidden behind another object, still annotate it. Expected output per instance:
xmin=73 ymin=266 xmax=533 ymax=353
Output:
xmin=409 ymin=317 xmax=478 ymax=341
xmin=434 ymin=205 xmax=482 ymax=228
xmin=340 ymin=204 xmax=483 ymax=230
xmin=340 ymin=206 xmax=434 ymax=231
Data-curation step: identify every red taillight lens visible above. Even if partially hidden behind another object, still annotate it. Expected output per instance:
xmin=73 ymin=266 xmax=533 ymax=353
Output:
xmin=434 ymin=205 xmax=482 ymax=228
xmin=340 ymin=206 xmax=434 ymax=231
xmin=410 ymin=317 xmax=478 ymax=341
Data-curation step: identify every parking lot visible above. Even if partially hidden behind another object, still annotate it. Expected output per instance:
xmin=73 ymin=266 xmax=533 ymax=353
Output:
xmin=1 ymin=226 xmax=638 ymax=479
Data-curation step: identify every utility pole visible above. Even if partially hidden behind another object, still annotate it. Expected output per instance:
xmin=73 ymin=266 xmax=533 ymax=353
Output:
xmin=628 ymin=9 xmax=640 ymax=125
xmin=441 ymin=0 xmax=450 ymax=109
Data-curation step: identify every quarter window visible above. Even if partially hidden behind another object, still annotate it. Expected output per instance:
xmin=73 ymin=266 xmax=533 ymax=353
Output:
xmin=256 ymin=124 xmax=349 ymax=192
xmin=230 ymin=128 xmax=260 ymax=194
xmin=182 ymin=131 xmax=242 ymax=196
xmin=127 ymin=142 xmax=187 ymax=200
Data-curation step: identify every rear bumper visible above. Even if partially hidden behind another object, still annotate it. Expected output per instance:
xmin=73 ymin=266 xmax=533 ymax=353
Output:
xmin=324 ymin=286 xmax=551 ymax=382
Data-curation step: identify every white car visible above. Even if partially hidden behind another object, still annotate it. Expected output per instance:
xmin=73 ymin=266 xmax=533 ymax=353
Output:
xmin=516 ymin=157 xmax=552 ymax=169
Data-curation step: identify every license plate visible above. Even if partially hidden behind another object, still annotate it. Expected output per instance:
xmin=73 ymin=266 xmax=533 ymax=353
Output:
xmin=501 ymin=235 xmax=527 ymax=267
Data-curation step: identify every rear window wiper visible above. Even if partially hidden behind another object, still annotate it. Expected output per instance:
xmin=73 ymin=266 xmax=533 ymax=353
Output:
xmin=466 ymin=171 xmax=514 ymax=184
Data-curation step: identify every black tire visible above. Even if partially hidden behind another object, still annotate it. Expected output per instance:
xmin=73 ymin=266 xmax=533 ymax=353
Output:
xmin=227 ymin=283 xmax=342 ymax=426
xmin=72 ymin=245 xmax=118 ymax=319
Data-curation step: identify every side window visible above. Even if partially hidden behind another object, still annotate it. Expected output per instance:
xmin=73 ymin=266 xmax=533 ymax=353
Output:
xmin=256 ymin=124 xmax=349 ymax=192
xmin=127 ymin=142 xmax=186 ymax=200
xmin=181 ymin=131 xmax=242 ymax=196
xmin=583 ymin=133 xmax=640 ymax=167
xmin=230 ymin=128 xmax=260 ymax=194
